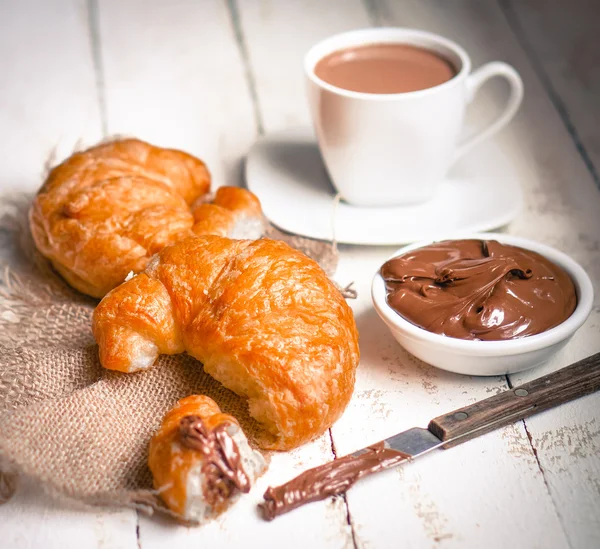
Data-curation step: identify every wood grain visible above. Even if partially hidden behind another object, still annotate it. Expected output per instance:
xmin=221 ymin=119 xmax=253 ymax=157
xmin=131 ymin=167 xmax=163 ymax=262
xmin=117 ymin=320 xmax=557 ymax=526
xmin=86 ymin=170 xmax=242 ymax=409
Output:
xmin=237 ymin=0 xmax=370 ymax=133
xmin=429 ymin=352 xmax=600 ymax=445
xmin=1 ymin=478 xmax=137 ymax=549
xmin=97 ymin=0 xmax=257 ymax=188
xmin=502 ymin=0 xmax=600 ymax=189
xmin=0 ymin=0 xmax=102 ymax=194
xmin=0 ymin=1 xmax=138 ymax=546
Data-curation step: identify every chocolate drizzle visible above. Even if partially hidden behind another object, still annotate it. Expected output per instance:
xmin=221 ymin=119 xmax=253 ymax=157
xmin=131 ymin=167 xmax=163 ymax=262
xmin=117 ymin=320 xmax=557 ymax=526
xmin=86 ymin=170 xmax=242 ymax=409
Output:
xmin=381 ymin=239 xmax=577 ymax=341
xmin=179 ymin=415 xmax=250 ymax=509
xmin=260 ymin=442 xmax=410 ymax=520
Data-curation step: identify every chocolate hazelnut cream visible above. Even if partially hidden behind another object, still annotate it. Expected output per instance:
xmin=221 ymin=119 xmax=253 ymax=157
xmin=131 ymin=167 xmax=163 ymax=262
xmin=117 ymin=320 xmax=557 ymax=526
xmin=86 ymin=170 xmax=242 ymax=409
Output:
xmin=260 ymin=443 xmax=410 ymax=520
xmin=179 ymin=416 xmax=250 ymax=508
xmin=381 ymin=239 xmax=577 ymax=341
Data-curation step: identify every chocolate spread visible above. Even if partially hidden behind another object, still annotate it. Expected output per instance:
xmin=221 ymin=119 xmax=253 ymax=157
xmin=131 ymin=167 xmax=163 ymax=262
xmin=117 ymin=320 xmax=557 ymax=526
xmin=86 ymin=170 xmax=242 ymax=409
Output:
xmin=260 ymin=442 xmax=410 ymax=520
xmin=381 ymin=239 xmax=577 ymax=341
xmin=179 ymin=415 xmax=250 ymax=509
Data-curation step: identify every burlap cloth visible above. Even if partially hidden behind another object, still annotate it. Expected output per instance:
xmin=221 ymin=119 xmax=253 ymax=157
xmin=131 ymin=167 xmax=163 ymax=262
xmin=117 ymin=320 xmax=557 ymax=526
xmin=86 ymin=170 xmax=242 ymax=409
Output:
xmin=0 ymin=194 xmax=342 ymax=516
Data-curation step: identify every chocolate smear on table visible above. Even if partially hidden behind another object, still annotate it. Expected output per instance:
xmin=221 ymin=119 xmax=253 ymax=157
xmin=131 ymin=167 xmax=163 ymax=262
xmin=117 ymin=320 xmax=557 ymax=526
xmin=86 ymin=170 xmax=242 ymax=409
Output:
xmin=260 ymin=442 xmax=410 ymax=520
xmin=179 ymin=415 xmax=250 ymax=508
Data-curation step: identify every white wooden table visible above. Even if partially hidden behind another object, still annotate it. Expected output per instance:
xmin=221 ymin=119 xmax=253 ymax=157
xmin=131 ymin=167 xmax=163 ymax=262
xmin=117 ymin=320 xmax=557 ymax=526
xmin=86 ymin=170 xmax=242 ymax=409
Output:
xmin=1 ymin=1 xmax=599 ymax=548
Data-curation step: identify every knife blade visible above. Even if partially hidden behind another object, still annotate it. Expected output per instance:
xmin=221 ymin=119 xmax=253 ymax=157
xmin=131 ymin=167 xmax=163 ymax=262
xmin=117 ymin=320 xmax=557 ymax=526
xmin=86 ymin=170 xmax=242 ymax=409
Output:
xmin=368 ymin=405 xmax=536 ymax=459
xmin=260 ymin=351 xmax=600 ymax=520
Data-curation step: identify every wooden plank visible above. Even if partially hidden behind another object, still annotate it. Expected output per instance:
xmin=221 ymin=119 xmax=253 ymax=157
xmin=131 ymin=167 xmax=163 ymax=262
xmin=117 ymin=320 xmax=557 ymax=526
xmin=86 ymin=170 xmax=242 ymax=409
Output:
xmin=97 ymin=0 xmax=257 ymax=188
xmin=508 ymin=395 xmax=600 ymax=549
xmin=97 ymin=1 xmax=352 ymax=546
xmin=0 ymin=1 xmax=138 ymax=547
xmin=510 ymin=322 xmax=600 ymax=543
xmin=236 ymin=0 xmax=371 ymax=133
xmin=333 ymin=1 xmax=600 ymax=547
xmin=1 ymin=478 xmax=137 ymax=549
xmin=0 ymin=0 xmax=103 ymax=195
xmin=501 ymin=0 xmax=600 ymax=189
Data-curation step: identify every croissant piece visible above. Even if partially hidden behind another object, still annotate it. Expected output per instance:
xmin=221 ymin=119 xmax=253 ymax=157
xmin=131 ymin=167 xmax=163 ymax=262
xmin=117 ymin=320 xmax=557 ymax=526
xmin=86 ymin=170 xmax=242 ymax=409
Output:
xmin=29 ymin=138 xmax=265 ymax=298
xmin=93 ymin=236 xmax=360 ymax=450
xmin=149 ymin=395 xmax=266 ymax=522
xmin=192 ymin=186 xmax=265 ymax=240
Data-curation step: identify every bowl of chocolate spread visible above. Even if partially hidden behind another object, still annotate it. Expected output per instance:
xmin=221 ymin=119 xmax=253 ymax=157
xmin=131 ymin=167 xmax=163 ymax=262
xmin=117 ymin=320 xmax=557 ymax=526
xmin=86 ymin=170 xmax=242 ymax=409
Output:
xmin=371 ymin=234 xmax=593 ymax=375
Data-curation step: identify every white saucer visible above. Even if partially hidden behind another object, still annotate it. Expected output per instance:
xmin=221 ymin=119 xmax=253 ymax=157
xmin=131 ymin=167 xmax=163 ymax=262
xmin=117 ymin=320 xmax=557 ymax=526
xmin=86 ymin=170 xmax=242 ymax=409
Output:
xmin=246 ymin=127 xmax=522 ymax=246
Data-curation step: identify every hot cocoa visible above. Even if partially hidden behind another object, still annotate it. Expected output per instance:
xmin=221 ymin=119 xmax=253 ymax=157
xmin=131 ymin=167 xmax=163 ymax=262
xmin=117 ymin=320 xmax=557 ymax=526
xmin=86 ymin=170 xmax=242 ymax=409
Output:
xmin=314 ymin=43 xmax=456 ymax=94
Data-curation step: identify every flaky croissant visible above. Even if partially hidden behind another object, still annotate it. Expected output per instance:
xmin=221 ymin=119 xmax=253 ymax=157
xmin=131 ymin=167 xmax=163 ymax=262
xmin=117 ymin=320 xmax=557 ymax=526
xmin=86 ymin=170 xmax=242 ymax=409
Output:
xmin=93 ymin=236 xmax=359 ymax=450
xmin=29 ymin=138 xmax=265 ymax=298
xmin=149 ymin=395 xmax=266 ymax=522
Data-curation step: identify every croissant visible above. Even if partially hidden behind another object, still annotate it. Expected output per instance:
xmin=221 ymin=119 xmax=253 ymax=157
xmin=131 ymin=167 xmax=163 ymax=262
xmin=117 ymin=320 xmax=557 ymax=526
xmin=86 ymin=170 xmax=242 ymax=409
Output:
xmin=192 ymin=186 xmax=264 ymax=239
xmin=29 ymin=138 xmax=265 ymax=298
xmin=93 ymin=236 xmax=360 ymax=450
xmin=148 ymin=395 xmax=266 ymax=522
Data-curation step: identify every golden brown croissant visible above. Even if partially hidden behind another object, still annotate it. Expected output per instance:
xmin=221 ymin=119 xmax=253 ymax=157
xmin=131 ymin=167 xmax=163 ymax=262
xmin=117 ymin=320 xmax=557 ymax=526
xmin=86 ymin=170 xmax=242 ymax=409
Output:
xmin=192 ymin=186 xmax=264 ymax=239
xmin=93 ymin=236 xmax=359 ymax=450
xmin=29 ymin=139 xmax=265 ymax=298
xmin=149 ymin=395 xmax=266 ymax=522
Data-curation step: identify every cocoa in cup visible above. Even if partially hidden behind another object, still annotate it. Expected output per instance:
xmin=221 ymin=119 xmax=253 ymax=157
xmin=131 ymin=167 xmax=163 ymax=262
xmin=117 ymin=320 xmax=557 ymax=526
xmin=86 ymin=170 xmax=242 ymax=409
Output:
xmin=314 ymin=43 xmax=457 ymax=94
xmin=305 ymin=28 xmax=524 ymax=207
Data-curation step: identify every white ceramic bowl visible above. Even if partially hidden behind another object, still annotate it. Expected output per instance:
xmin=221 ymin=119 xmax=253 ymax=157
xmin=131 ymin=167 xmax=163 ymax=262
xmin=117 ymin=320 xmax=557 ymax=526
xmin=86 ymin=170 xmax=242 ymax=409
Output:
xmin=371 ymin=233 xmax=594 ymax=376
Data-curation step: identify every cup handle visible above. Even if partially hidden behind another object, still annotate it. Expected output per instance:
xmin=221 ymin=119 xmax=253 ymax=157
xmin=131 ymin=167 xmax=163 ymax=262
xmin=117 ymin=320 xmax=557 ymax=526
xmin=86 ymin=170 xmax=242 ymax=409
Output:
xmin=453 ymin=62 xmax=524 ymax=163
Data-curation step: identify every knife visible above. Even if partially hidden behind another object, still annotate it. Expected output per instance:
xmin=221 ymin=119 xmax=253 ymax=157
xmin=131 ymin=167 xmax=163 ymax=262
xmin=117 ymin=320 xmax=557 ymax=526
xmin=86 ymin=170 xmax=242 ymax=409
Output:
xmin=260 ymin=351 xmax=600 ymax=520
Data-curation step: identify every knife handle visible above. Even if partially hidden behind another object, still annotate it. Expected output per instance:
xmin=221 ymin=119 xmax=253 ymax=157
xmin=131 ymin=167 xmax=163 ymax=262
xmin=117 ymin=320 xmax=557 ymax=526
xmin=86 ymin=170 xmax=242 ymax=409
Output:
xmin=428 ymin=352 xmax=600 ymax=447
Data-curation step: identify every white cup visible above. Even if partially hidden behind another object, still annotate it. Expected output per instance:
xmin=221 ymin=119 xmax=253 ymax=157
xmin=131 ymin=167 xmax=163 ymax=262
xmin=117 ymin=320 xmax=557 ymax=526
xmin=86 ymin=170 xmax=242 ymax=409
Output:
xmin=305 ymin=28 xmax=524 ymax=207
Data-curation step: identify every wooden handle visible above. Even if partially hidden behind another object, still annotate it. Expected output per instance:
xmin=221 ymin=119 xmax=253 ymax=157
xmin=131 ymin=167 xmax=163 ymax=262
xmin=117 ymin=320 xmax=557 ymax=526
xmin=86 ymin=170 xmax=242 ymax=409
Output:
xmin=428 ymin=352 xmax=600 ymax=447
